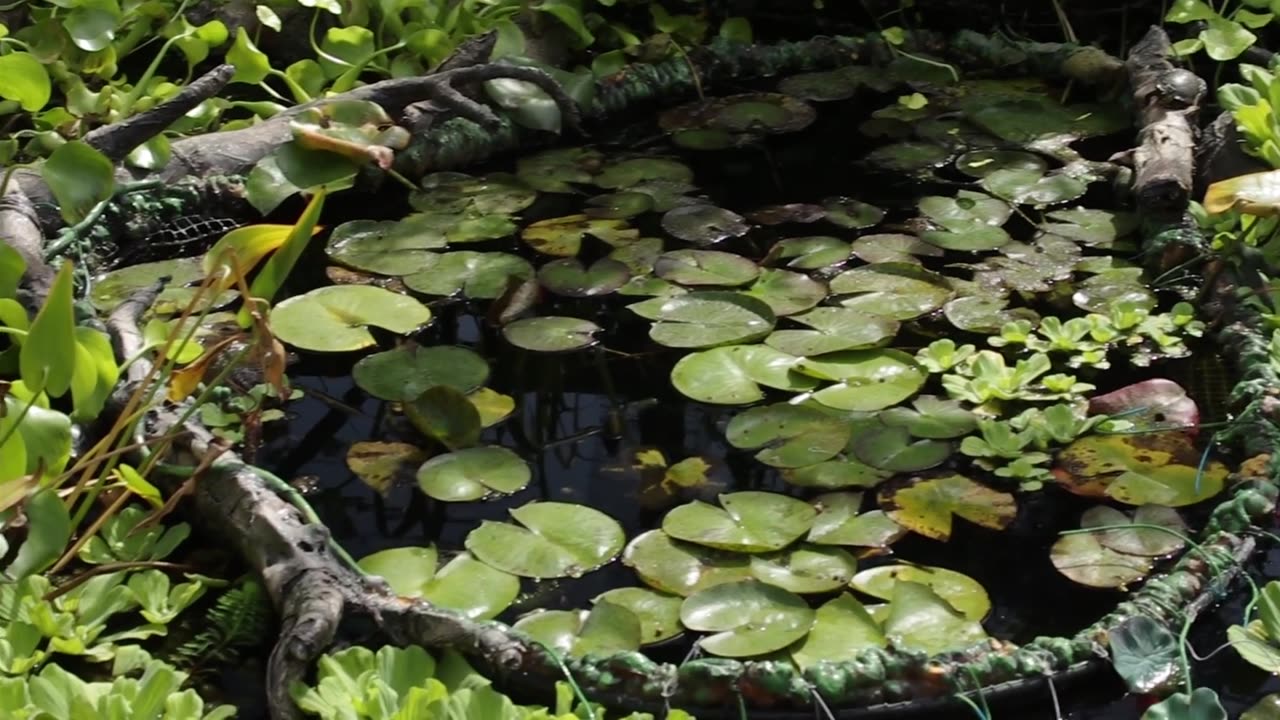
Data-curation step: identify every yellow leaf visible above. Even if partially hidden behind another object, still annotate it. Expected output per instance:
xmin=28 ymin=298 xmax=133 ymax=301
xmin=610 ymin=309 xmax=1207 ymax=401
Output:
xmin=1204 ymin=170 xmax=1280 ymax=216
xmin=202 ymin=224 xmax=294 ymax=289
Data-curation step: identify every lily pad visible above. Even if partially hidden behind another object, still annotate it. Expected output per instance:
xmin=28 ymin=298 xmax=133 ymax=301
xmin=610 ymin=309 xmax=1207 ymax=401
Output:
xmin=628 ymin=292 xmax=775 ymax=348
xmin=672 ymin=129 xmax=739 ymax=151
xmin=956 ymin=149 xmax=1048 ymax=178
xmin=964 ymin=96 xmax=1128 ymax=146
xmin=865 ymin=142 xmax=951 ymax=173
xmin=660 ymin=93 xmax=816 ymax=136
xmin=594 ymin=157 xmax=694 ymax=190
xmin=522 ymin=215 xmax=640 ymax=257
xmin=357 ymin=548 xmax=519 ymax=620
xmin=271 ymin=285 xmax=432 ymax=352
xmin=1072 ymin=271 xmax=1157 ymax=313
xmin=513 ymin=602 xmax=642 ymax=658
xmin=766 ymin=236 xmax=852 ymax=270
xmin=726 ymin=403 xmax=851 ymax=468
xmin=850 ymin=233 xmax=944 ymax=264
xmin=346 ymin=441 xmax=426 ymax=494
xmin=879 ymin=396 xmax=977 ymax=439
xmin=765 ymin=307 xmax=900 ymax=357
xmin=502 ymin=316 xmax=602 ymax=353
xmin=352 ymin=344 xmax=488 ymax=401
xmin=680 ymin=579 xmax=814 ymax=657
xmin=1042 ymin=207 xmax=1139 ymax=247
xmin=747 ymin=204 xmax=827 ymax=225
xmin=404 ymin=386 xmax=481 ymax=450
xmin=822 ymin=197 xmax=886 ymax=230
xmin=919 ymin=224 xmax=1012 ymax=252
xmin=778 ymin=70 xmax=864 ymax=102
xmin=465 ymin=501 xmax=625 ymax=579
xmin=585 ymin=191 xmax=655 ymax=219
xmin=609 ymin=237 xmax=665 ymax=274
xmin=807 ymin=492 xmax=907 ymax=548
xmin=919 ymin=190 xmax=1012 ymax=229
xmin=670 ymin=344 xmax=818 ymax=405
xmin=943 ymin=295 xmax=1039 ymax=334
xmin=402 ymin=251 xmax=534 ymax=299
xmin=796 ymin=349 xmax=926 ymax=412
xmin=883 ymin=580 xmax=988 ymax=655
xmin=515 ymin=146 xmax=605 ymax=193
xmin=409 ymin=171 xmax=537 ymax=215
xmin=781 ymin=457 xmax=892 ymax=491
xmin=851 ymin=564 xmax=990 ymax=621
xmin=1049 ymin=533 xmax=1152 ymax=589
xmin=850 ymin=421 xmax=952 ymax=472
xmin=622 ymin=529 xmax=751 ymax=596
xmin=1088 ymin=379 xmax=1199 ymax=434
xmin=742 ymin=269 xmax=827 ymax=316
xmin=830 ymin=263 xmax=955 ymax=320
xmin=1081 ymin=505 xmax=1187 ymax=557
xmin=1053 ymin=431 xmax=1228 ymax=507
xmin=790 ymin=593 xmax=887 ymax=669
xmin=416 ymin=446 xmax=531 ymax=502
xmin=91 ymin=256 xmax=236 ymax=315
xmin=877 ymin=473 xmax=1017 ymax=541
xmin=655 ymin=249 xmax=759 ymax=286
xmin=663 ymin=491 xmax=816 ymax=553
xmin=1109 ymin=615 xmax=1181 ymax=694
xmin=537 ymin=257 xmax=631 ymax=297
xmin=594 ymin=587 xmax=684 ymax=645
xmin=661 ymin=205 xmax=751 ymax=246
xmin=981 ymin=168 xmax=1089 ymax=206
xmin=324 ymin=218 xmax=445 ymax=275
xmin=749 ymin=544 xmax=858 ymax=594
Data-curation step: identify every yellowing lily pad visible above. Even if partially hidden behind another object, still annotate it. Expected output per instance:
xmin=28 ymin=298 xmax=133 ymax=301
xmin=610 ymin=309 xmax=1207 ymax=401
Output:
xmin=1053 ymin=431 xmax=1227 ymax=507
xmin=878 ymin=473 xmax=1017 ymax=541
xmin=346 ymin=441 xmax=426 ymax=495
xmin=522 ymin=215 xmax=640 ymax=257
xmin=270 ymin=285 xmax=432 ymax=352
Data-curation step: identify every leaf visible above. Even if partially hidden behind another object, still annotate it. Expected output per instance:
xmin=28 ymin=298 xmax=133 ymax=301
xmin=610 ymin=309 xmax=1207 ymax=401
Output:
xmin=1049 ymin=533 xmax=1152 ymax=588
xmin=1242 ymin=694 xmax=1280 ymax=720
xmin=501 ymin=316 xmax=601 ymax=353
xmin=883 ymin=581 xmax=987 ymax=655
xmin=1088 ymin=379 xmax=1199 ymax=434
xmin=403 ymin=251 xmax=533 ymax=299
xmin=877 ymin=473 xmax=1017 ymax=541
xmin=725 ymin=403 xmax=851 ymax=468
xmin=240 ymin=189 xmax=327 ymax=326
xmin=0 ymin=52 xmax=51 ymax=111
xmin=353 ymin=345 xmax=489 ymax=402
xmin=765 ymin=307 xmax=899 ymax=357
xmin=789 ymin=593 xmax=886 ymax=668
xmin=20 ymin=263 xmax=76 ymax=396
xmin=851 ymin=564 xmax=990 ymax=621
xmin=622 ymin=529 xmax=751 ymax=596
xmin=1053 ymin=431 xmax=1228 ymax=506
xmin=669 ymin=344 xmax=817 ymax=405
xmin=748 ymin=544 xmax=857 ymax=593
xmin=42 ymin=141 xmax=115 ymax=225
xmin=1141 ymin=688 xmax=1227 ymax=720
xmin=680 ymin=579 xmax=814 ymax=657
xmin=465 ymin=501 xmax=625 ymax=578
xmin=1204 ymin=170 xmax=1280 ymax=215
xmin=404 ymin=386 xmax=482 ymax=450
xmin=662 ymin=491 xmax=816 ymax=553
xmin=796 ymin=349 xmax=926 ymax=412
xmin=628 ymin=291 xmax=775 ymax=348
xmin=513 ymin=602 xmax=641 ymax=658
xmin=1109 ymin=616 xmax=1180 ymax=694
xmin=807 ymin=493 xmax=906 ymax=548
xmin=269 ymin=285 xmax=432 ymax=352
xmin=1202 ymin=16 xmax=1255 ymax=61
xmin=346 ymin=441 xmax=426 ymax=494
xmin=594 ymin=587 xmax=684 ymax=645
xmin=1229 ymin=620 xmax=1280 ymax=673
xmin=227 ymin=27 xmax=272 ymax=84
xmin=416 ymin=446 xmax=530 ymax=502
xmin=204 ymin=224 xmax=294 ymax=283
xmin=5 ymin=489 xmax=70 ymax=580
xmin=1081 ymin=505 xmax=1187 ymax=557
xmin=421 ymin=553 xmax=520 ymax=620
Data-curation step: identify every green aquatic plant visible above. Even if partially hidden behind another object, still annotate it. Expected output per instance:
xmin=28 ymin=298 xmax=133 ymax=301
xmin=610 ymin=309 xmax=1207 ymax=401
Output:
xmin=986 ymin=303 xmax=1203 ymax=370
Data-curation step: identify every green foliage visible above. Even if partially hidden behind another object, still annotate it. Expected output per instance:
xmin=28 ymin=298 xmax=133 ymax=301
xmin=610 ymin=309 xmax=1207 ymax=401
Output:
xmin=173 ymin=579 xmax=272 ymax=672
xmin=1165 ymin=0 xmax=1268 ymax=61
xmin=987 ymin=303 xmax=1204 ymax=369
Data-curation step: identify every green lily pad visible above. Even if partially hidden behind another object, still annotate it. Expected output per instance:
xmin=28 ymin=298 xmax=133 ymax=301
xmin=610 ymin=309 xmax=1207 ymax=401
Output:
xmin=778 ymin=70 xmax=864 ymax=102
xmin=851 ymin=564 xmax=991 ymax=621
xmin=1080 ymin=505 xmax=1187 ymax=557
xmin=585 ymin=191 xmax=655 ymax=219
xmin=670 ymin=344 xmax=818 ymax=405
xmin=672 ymin=128 xmax=740 ymax=151
xmin=726 ymin=403 xmax=851 ymax=468
xmin=404 ymin=385 xmax=481 ymax=450
xmin=830 ymin=263 xmax=955 ymax=320
xmin=1042 ymin=207 xmax=1139 ymax=247
xmin=1049 ymin=533 xmax=1152 ymax=589
xmin=748 ymin=204 xmax=827 ymax=225
xmin=1072 ymin=271 xmax=1157 ymax=313
xmin=766 ymin=236 xmax=852 ymax=270
xmin=883 ymin=580 xmax=988 ymax=655
xmin=850 ymin=233 xmax=944 ymax=264
xmin=352 ymin=344 xmax=488 ymax=401
xmin=879 ymin=395 xmax=977 ymax=439
xmin=661 ymin=204 xmax=751 ymax=246
xmin=790 ymin=593 xmax=887 ymax=669
xmin=981 ymin=168 xmax=1089 ymax=206
xmin=851 ymin=421 xmax=952 ymax=472
xmin=865 ymin=142 xmax=951 ymax=173
xmin=822 ymin=197 xmax=886 ymax=230
xmin=796 ymin=349 xmax=926 ymax=412
xmin=623 ymin=529 xmax=752 ymax=596
xmin=91 ymin=256 xmax=236 ymax=315
xmin=324 ymin=218 xmax=445 ymax=275
xmin=680 ymin=579 xmax=815 ymax=657
xmin=782 ymin=458 xmax=892 ymax=490
xmin=409 ymin=171 xmax=537 ymax=215
xmin=522 ymin=214 xmax=640 ymax=257
xmin=765 ymin=307 xmax=899 ymax=357
xmin=807 ymin=492 xmax=906 ymax=548
xmin=743 ymin=269 xmax=826 ymax=316
xmin=663 ymin=491 xmax=816 ymax=553
xmin=465 ymin=501 xmax=625 ymax=579
xmin=416 ymin=446 xmax=531 ymax=502
xmin=919 ymin=224 xmax=1011 ymax=252
xmin=955 ymin=149 xmax=1048 ymax=178
xmin=630 ymin=180 xmax=700 ymax=212
xmin=513 ymin=602 xmax=642 ymax=658
xmin=877 ymin=473 xmax=1017 ymax=541
xmin=628 ymin=292 xmax=775 ymax=348
xmin=538 ymin=257 xmax=631 ymax=297
xmin=593 ymin=587 xmax=684 ymax=645
xmin=609 ymin=237 xmax=665 ymax=274
xmin=502 ymin=316 xmax=602 ymax=353
xmin=357 ymin=548 xmax=518 ymax=620
xmin=515 ymin=146 xmax=605 ymax=193
xmin=271 ymin=285 xmax=432 ymax=352
xmin=919 ymin=190 xmax=1012 ymax=229
xmin=749 ymin=544 xmax=858 ymax=594
xmin=660 ymin=93 xmax=816 ymax=135
xmin=655 ymin=249 xmax=759 ymax=286
xmin=594 ymin=157 xmax=694 ymax=190
xmin=943 ymin=295 xmax=1039 ymax=333
xmin=964 ymin=96 xmax=1128 ymax=146
xmin=617 ymin=276 xmax=687 ymax=297
xmin=402 ymin=251 xmax=534 ymax=299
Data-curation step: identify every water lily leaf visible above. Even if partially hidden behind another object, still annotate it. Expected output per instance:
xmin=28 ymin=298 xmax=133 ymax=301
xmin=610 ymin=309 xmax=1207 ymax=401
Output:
xmin=594 ymin=587 xmax=683 ymax=645
xmin=630 ymin=179 xmax=701 ymax=212
xmin=964 ymin=96 xmax=1128 ymax=146
xmin=851 ymin=421 xmax=952 ymax=472
xmin=1053 ymin=431 xmax=1227 ymax=506
xmin=778 ymin=70 xmax=865 ymax=102
xmin=1072 ymin=271 xmax=1157 ymax=313
xmin=830 ymin=263 xmax=954 ymax=320
xmin=1109 ymin=615 xmax=1180 ymax=694
xmin=502 ymin=316 xmax=602 ymax=353
xmin=513 ymin=602 xmax=642 ymax=657
xmin=883 ymin=581 xmax=988 ymax=655
xmin=1141 ymin=689 xmax=1228 ymax=720
xmin=783 ymin=457 xmax=892 ymax=490
xmin=357 ymin=546 xmax=438 ymax=597
xmin=609 ymin=237 xmax=665 ymax=274
xmin=943 ymin=295 xmax=1039 ymax=333
xmin=790 ymin=593 xmax=886 ymax=669
xmin=672 ymin=128 xmax=743 ymax=150
xmin=766 ymin=236 xmax=852 ymax=270
xmin=404 ymin=385 xmax=482 ymax=450
xmin=346 ymin=441 xmax=427 ymax=494
xmin=402 ymin=251 xmax=533 ymax=299
xmin=628 ymin=292 xmax=775 ymax=348
xmin=538 ymin=257 xmax=631 ymax=297
xmin=851 ymin=564 xmax=990 ymax=621
xmin=522 ymin=215 xmax=640 ymax=257
xmin=880 ymin=395 xmax=977 ymax=439
xmin=742 ymin=269 xmax=826 ymax=316
xmin=585 ymin=191 xmax=654 ymax=219
xmin=1049 ymin=533 xmax=1152 ymax=588
xmin=352 ymin=344 xmax=488 ymax=401
xmin=956 ymin=149 xmax=1048 ymax=178
xmin=465 ymin=501 xmax=625 ymax=578
xmin=325 ymin=218 xmax=445 ymax=275
xmin=1242 ymin=694 xmax=1280 ymax=720
xmin=409 ymin=171 xmax=537 ymax=215
xmin=982 ymin=168 xmax=1089 ymax=206
xmin=726 ymin=403 xmax=851 ymax=468
xmin=516 ymin=146 xmax=604 ymax=193
xmin=797 ymin=349 xmax=926 ymax=412
xmin=878 ymin=473 xmax=1017 ymax=541
xmin=919 ymin=190 xmax=1012 ymax=229
xmin=660 ymin=93 xmax=816 ymax=136
xmin=1088 ymin=379 xmax=1199 ymax=434
xmin=655 ymin=250 xmax=759 ymax=286
xmin=1042 ymin=207 xmax=1139 ymax=247
xmin=822 ymin=197 xmax=886 ymax=229
xmin=661 ymin=205 xmax=751 ymax=246
xmin=663 ymin=491 xmax=816 ymax=553
xmin=417 ymin=446 xmax=531 ymax=502
xmin=1081 ymin=505 xmax=1187 ymax=557
xmin=623 ymin=529 xmax=751 ymax=596
xmin=749 ymin=544 xmax=858 ymax=594
xmin=420 ymin=552 xmax=521 ymax=620
xmin=919 ymin=224 xmax=1012 ymax=251
xmin=617 ymin=276 xmax=686 ymax=297
xmin=865 ymin=142 xmax=951 ymax=173
xmin=594 ymin=157 xmax=694 ymax=189
xmin=468 ymin=387 xmax=516 ymax=428
xmin=680 ymin=579 xmax=814 ymax=657
xmin=91 ymin=257 xmax=236 ymax=315
xmin=747 ymin=203 xmax=827 ymax=225
xmin=807 ymin=492 xmax=906 ymax=548
xmin=850 ymin=233 xmax=944 ymax=264
xmin=764 ymin=307 xmax=898 ymax=357
xmin=271 ymin=285 xmax=432 ymax=352
xmin=670 ymin=344 xmax=818 ymax=405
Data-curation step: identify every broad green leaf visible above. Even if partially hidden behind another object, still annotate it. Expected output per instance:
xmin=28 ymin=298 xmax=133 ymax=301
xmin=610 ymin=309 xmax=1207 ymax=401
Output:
xmin=622 ymin=529 xmax=751 ymax=596
xmin=807 ymin=492 xmax=905 ymax=548
xmin=0 ymin=52 xmax=51 ymax=111
xmin=404 ymin=386 xmax=482 ymax=450
xmin=680 ymin=579 xmax=814 ymax=657
xmin=465 ymin=502 xmax=624 ymax=578
xmin=20 ymin=263 xmax=76 ymax=396
xmin=416 ymin=446 xmax=530 ymax=502
xmin=240 ymin=189 xmax=327 ymax=326
xmin=883 ymin=580 xmax=987 ymax=654
xmin=512 ymin=602 xmax=641 ymax=658
xmin=5 ymin=489 xmax=70 ymax=580
xmin=663 ymin=491 xmax=816 ymax=553
xmin=227 ymin=28 xmax=272 ymax=84
xmin=851 ymin=564 xmax=990 ymax=621
xmin=353 ymin=344 xmax=489 ymax=401
xmin=1109 ymin=616 xmax=1180 ymax=694
xmin=790 ymin=593 xmax=885 ymax=668
xmin=594 ymin=587 xmax=684 ymax=645
xmin=669 ymin=344 xmax=817 ymax=405
xmin=269 ymin=285 xmax=432 ymax=352
xmin=1049 ymin=533 xmax=1152 ymax=588
xmin=725 ymin=403 xmax=851 ymax=468
xmin=42 ymin=142 xmax=115 ymax=225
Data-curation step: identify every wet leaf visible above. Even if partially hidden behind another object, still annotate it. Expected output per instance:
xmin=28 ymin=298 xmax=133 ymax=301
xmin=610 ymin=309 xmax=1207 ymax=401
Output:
xmin=919 ymin=189 xmax=1012 ymax=229
xmin=830 ymin=263 xmax=954 ymax=320
xmin=270 ymin=285 xmax=432 ymax=352
xmin=1049 ymin=533 xmax=1152 ymax=588
xmin=522 ymin=215 xmax=640 ymax=257
xmin=956 ymin=149 xmax=1048 ymax=178
xmin=594 ymin=587 xmax=684 ymax=645
xmin=353 ymin=345 xmax=489 ymax=401
xmin=515 ymin=146 xmax=604 ymax=193
xmin=680 ymin=579 xmax=814 ymax=657
xmin=1087 ymin=379 xmax=1199 ymax=434
xmin=538 ymin=258 xmax=631 ymax=297
xmin=749 ymin=544 xmax=858 ymax=594
xmin=865 ymin=142 xmax=951 ymax=173
xmin=663 ymin=491 xmax=816 ymax=553
xmin=623 ymin=529 xmax=752 ymax=596
xmin=1109 ymin=616 xmax=1180 ymax=694
xmin=798 ymin=349 xmax=926 ymax=412
xmin=1081 ymin=505 xmax=1187 ymax=557
xmin=670 ymin=344 xmax=818 ymax=405
xmin=1053 ymin=431 xmax=1228 ymax=506
xmin=402 ymin=251 xmax=534 ymax=299
xmin=655 ymin=249 xmax=759 ymax=286
xmin=465 ymin=501 xmax=625 ymax=579
xmin=879 ymin=396 xmax=978 ymax=439
xmin=346 ymin=441 xmax=426 ymax=494
xmin=851 ymin=564 xmax=990 ymax=621
xmin=807 ymin=492 xmax=906 ymax=548
xmin=661 ymin=205 xmax=751 ymax=246
xmin=421 ymin=553 xmax=521 ymax=620
xmin=1141 ymin=689 xmax=1227 ymax=720
xmin=883 ymin=581 xmax=988 ymax=655
xmin=790 ymin=593 xmax=886 ymax=668
xmin=850 ymin=233 xmax=944 ymax=264
xmin=878 ymin=473 xmax=1016 ymax=541
xmin=1242 ymin=694 xmax=1280 ymax=720
xmin=766 ymin=236 xmax=851 ymax=270
xmin=585 ymin=191 xmax=655 ymax=219
xmin=502 ymin=316 xmax=602 ymax=353
xmin=594 ymin=157 xmax=694 ymax=189
xmin=417 ymin=446 xmax=531 ymax=502
xmin=726 ymin=403 xmax=851 ymax=468
xmin=765 ymin=307 xmax=899 ymax=357
xmin=42 ymin=141 xmax=115 ymax=224
xmin=409 ymin=171 xmax=537 ymax=215
xmin=851 ymin=420 xmax=953 ymax=473
xmin=822 ymin=197 xmax=886 ymax=229
xmin=513 ymin=602 xmax=642 ymax=657
xmin=628 ymin=292 xmax=775 ymax=348
xmin=944 ymin=295 xmax=1038 ymax=334
xmin=324 ymin=218 xmax=446 ymax=275
xmin=982 ymin=168 xmax=1089 ymax=206
xmin=742 ymin=269 xmax=826 ymax=316
xmin=404 ymin=385 xmax=482 ymax=450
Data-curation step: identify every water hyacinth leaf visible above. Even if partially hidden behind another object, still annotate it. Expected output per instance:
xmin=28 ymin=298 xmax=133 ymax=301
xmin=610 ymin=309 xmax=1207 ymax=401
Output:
xmin=765 ymin=308 xmax=899 ymax=357
xmin=42 ymin=141 xmax=115 ymax=225
xmin=421 ymin=553 xmax=521 ymax=620
xmin=851 ymin=564 xmax=990 ymax=621
xmin=797 ymin=349 xmax=926 ymax=412
xmin=981 ymin=168 xmax=1089 ymax=206
xmin=0 ymin=52 xmax=51 ymax=112
xmin=416 ymin=446 xmax=531 ymax=502
xmin=766 ymin=236 xmax=852 ymax=270
xmin=830 ymin=263 xmax=954 ymax=320
xmin=594 ymin=157 xmax=694 ymax=190
xmin=270 ymin=285 xmax=432 ymax=352
xmin=92 ymin=257 xmax=236 ymax=315
xmin=1053 ymin=432 xmax=1228 ymax=506
xmin=955 ymin=149 xmax=1048 ymax=178
xmin=661 ymin=205 xmax=751 ymax=246
xmin=919 ymin=224 xmax=1011 ymax=252
xmin=357 ymin=546 xmax=438 ymax=597
xmin=522 ymin=215 xmax=640 ymax=256
xmin=402 ymin=251 xmax=534 ymax=299
xmin=654 ymin=250 xmax=759 ymax=286
xmin=1049 ymin=533 xmax=1153 ymax=588
xmin=663 ymin=491 xmax=817 ymax=553
xmin=822 ymin=197 xmax=886 ymax=230
xmin=585 ymin=191 xmax=654 ymax=219
xmin=808 ymin=493 xmax=906 ymax=548
xmin=502 ymin=316 xmax=602 ymax=353
xmin=790 ymin=593 xmax=887 ymax=669
xmin=726 ymin=403 xmax=851 ymax=468
xmin=410 ymin=171 xmax=537 ymax=215
xmin=324 ymin=219 xmax=446 ymax=275
xmin=743 ymin=269 xmax=826 ymax=316
xmin=21 ymin=263 xmax=76 ymax=397
xmin=352 ymin=345 xmax=488 ymax=401
xmin=782 ymin=457 xmax=892 ymax=490
xmin=680 ymin=579 xmax=815 ymax=657
xmin=748 ymin=544 xmax=858 ymax=594
xmin=346 ymin=441 xmax=426 ymax=495
xmin=850 ymin=233 xmax=944 ymax=264
xmin=1109 ymin=616 xmax=1181 ymax=694
xmin=878 ymin=473 xmax=1017 ymax=541
xmin=404 ymin=385 xmax=482 ymax=450
xmin=880 ymin=396 xmax=978 ymax=439
xmin=513 ymin=603 xmax=642 ymax=658
xmin=865 ymin=142 xmax=951 ymax=173
xmin=515 ymin=146 xmax=604 ymax=193
xmin=629 ymin=292 xmax=775 ymax=348
xmin=1081 ymin=505 xmax=1187 ymax=557
xmin=465 ymin=501 xmax=625 ymax=579
xmin=622 ymin=529 xmax=752 ymax=596
xmin=594 ymin=587 xmax=684 ymax=645
xmin=537 ymin=258 xmax=631 ymax=297
xmin=670 ymin=344 xmax=818 ymax=405
xmin=919 ymin=190 xmax=1012 ymax=229
xmin=7 ymin=488 xmax=71 ymax=580
xmin=883 ymin=581 xmax=988 ymax=655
